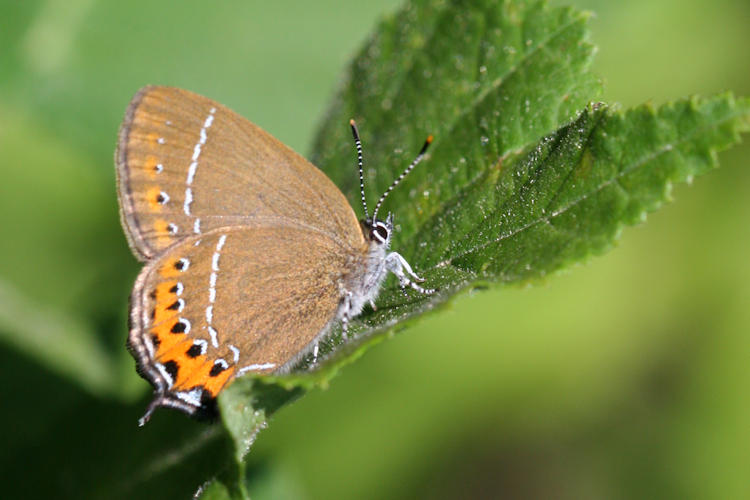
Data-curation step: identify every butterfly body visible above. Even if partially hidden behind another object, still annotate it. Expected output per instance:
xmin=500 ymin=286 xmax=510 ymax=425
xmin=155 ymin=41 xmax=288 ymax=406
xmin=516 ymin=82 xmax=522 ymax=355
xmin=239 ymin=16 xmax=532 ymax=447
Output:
xmin=116 ymin=86 xmax=432 ymax=424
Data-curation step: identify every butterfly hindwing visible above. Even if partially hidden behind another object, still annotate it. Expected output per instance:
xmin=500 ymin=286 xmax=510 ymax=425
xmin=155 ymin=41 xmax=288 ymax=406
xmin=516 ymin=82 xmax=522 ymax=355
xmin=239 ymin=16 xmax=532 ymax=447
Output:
xmin=129 ymin=225 xmax=359 ymax=417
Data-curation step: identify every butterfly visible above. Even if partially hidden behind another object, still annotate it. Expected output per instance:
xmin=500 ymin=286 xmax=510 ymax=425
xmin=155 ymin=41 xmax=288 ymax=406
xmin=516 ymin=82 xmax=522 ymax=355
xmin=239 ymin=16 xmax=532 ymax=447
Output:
xmin=116 ymin=86 xmax=433 ymax=424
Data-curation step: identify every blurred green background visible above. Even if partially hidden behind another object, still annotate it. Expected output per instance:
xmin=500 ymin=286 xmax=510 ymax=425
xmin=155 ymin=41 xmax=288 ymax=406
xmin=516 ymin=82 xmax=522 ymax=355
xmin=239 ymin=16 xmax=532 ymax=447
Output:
xmin=1 ymin=0 xmax=748 ymax=498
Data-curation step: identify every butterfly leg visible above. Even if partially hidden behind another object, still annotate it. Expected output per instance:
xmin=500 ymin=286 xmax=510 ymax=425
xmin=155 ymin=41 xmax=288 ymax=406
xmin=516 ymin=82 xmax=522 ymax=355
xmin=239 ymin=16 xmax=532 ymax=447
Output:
xmin=312 ymin=342 xmax=320 ymax=365
xmin=340 ymin=290 xmax=354 ymax=341
xmin=385 ymin=252 xmax=435 ymax=295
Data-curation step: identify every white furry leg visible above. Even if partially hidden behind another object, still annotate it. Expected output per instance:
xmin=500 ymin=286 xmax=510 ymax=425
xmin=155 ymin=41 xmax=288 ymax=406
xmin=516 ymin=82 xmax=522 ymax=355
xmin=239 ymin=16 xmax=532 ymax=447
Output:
xmin=312 ymin=342 xmax=320 ymax=365
xmin=385 ymin=252 xmax=435 ymax=295
xmin=340 ymin=290 xmax=353 ymax=340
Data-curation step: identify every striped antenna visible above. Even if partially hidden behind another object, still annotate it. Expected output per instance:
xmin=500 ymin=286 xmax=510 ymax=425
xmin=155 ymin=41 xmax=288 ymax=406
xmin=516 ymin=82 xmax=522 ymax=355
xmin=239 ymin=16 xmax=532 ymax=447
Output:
xmin=371 ymin=134 xmax=434 ymax=223
xmin=349 ymin=119 xmax=369 ymax=220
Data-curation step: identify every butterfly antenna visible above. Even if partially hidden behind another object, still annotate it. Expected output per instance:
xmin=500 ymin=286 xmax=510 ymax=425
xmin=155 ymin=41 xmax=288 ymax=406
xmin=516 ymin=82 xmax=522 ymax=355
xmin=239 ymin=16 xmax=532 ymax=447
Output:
xmin=371 ymin=134 xmax=433 ymax=222
xmin=349 ymin=119 xmax=369 ymax=221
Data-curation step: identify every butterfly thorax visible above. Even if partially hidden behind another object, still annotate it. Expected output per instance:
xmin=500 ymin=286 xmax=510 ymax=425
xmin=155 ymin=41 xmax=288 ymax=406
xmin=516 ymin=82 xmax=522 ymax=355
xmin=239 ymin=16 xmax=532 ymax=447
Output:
xmin=339 ymin=217 xmax=393 ymax=319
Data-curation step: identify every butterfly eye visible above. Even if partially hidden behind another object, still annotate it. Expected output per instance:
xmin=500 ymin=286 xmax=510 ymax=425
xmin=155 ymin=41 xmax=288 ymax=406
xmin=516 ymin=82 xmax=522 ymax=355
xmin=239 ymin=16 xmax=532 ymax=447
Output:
xmin=370 ymin=224 xmax=389 ymax=243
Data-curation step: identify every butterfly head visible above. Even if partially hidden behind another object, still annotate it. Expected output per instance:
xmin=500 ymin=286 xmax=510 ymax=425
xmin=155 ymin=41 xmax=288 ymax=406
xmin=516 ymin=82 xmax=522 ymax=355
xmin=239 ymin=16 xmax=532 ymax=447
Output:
xmin=362 ymin=213 xmax=393 ymax=246
xmin=348 ymin=119 xmax=432 ymax=248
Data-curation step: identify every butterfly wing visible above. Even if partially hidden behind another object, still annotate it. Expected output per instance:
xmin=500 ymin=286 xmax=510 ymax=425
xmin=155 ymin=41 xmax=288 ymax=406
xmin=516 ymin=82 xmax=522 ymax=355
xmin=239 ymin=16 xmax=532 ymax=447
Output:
xmin=116 ymin=86 xmax=363 ymax=261
xmin=129 ymin=225 xmax=358 ymax=421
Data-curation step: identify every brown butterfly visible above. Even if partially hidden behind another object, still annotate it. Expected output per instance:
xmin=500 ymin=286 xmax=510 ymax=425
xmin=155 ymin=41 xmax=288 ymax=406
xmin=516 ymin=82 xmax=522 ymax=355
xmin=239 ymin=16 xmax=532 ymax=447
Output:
xmin=116 ymin=86 xmax=433 ymax=424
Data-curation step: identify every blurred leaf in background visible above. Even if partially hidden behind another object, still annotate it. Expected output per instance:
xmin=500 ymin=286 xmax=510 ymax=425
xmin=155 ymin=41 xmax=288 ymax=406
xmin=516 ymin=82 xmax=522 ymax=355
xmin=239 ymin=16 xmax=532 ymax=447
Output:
xmin=0 ymin=0 xmax=748 ymax=499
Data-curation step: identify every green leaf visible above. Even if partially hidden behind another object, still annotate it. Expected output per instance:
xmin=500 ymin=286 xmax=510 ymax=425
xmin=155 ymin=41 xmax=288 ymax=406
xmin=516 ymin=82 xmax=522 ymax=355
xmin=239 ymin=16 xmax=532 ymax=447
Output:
xmin=219 ymin=378 xmax=303 ymax=464
xmin=411 ymin=95 xmax=750 ymax=279
xmin=213 ymin=0 xmax=750 ymax=475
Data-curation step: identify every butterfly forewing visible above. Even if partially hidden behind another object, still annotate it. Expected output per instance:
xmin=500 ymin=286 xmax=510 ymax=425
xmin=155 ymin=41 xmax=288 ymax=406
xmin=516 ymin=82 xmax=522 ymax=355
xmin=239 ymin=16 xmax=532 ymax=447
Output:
xmin=116 ymin=86 xmax=363 ymax=261
xmin=129 ymin=226 xmax=357 ymax=415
